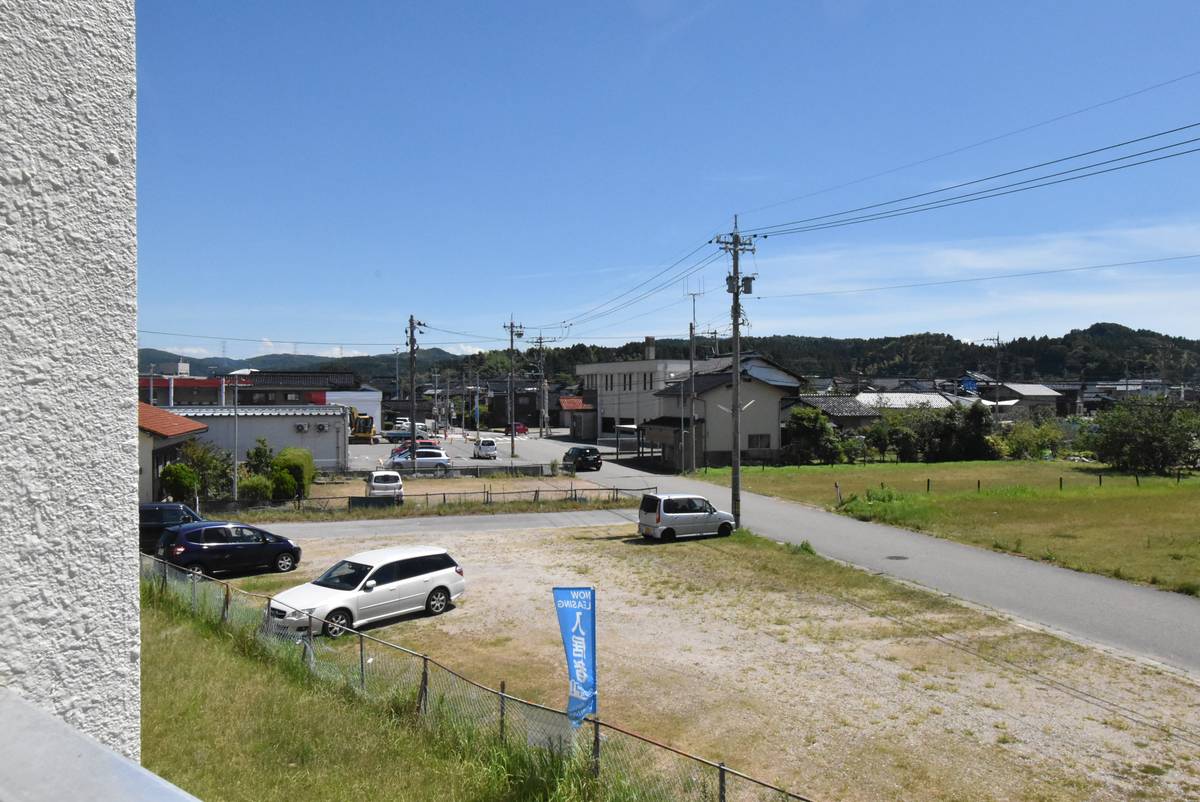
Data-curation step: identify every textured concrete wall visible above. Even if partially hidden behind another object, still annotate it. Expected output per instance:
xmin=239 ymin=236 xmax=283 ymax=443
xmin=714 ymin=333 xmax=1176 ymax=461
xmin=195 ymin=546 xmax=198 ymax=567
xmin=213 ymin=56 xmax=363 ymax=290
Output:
xmin=0 ymin=0 xmax=139 ymax=758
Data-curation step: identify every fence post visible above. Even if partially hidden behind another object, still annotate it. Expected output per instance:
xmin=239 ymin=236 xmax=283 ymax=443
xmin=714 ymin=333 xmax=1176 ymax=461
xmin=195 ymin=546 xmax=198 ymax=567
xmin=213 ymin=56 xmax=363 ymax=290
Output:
xmin=926 ymin=478 xmax=931 ymax=493
xmin=190 ymin=571 xmax=197 ymax=614
xmin=442 ymin=492 xmax=446 ymax=505
xmin=305 ymin=614 xmax=316 ymax=670
xmin=834 ymin=482 xmax=842 ymax=505
xmin=1135 ymin=474 xmax=1140 ymax=487
xmin=591 ymin=718 xmax=600 ymax=778
xmin=419 ymin=655 xmax=429 ymax=714
xmin=977 ymin=479 xmax=981 ymax=493
xmin=499 ymin=680 xmax=506 ymax=743
xmin=358 ymin=633 xmax=366 ymax=690
xmin=264 ymin=598 xmax=271 ymax=636
xmin=1059 ymin=476 xmax=1063 ymax=491
xmin=221 ymin=585 xmax=230 ymax=623
xmin=534 ymin=489 xmax=539 ymax=503
xmin=718 ymin=762 xmax=727 ymax=802
xmin=159 ymin=560 xmax=167 ymax=594
xmin=1099 ymin=474 xmax=1103 ymax=487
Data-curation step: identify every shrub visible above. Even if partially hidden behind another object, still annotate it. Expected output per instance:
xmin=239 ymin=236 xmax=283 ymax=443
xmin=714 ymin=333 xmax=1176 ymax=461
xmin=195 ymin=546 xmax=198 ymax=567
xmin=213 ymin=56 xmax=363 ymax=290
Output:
xmin=273 ymin=448 xmax=316 ymax=498
xmin=244 ymin=437 xmax=275 ymax=476
xmin=238 ymin=474 xmax=273 ymax=505
xmin=159 ymin=462 xmax=199 ymax=502
xmin=784 ymin=406 xmax=841 ymax=464
xmin=270 ymin=467 xmax=297 ymax=501
xmin=178 ymin=439 xmax=233 ymax=500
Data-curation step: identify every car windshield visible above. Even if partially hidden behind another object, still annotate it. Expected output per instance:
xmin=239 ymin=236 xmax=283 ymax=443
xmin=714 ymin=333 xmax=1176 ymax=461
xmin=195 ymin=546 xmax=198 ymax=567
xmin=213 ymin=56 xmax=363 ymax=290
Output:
xmin=312 ymin=560 xmax=372 ymax=590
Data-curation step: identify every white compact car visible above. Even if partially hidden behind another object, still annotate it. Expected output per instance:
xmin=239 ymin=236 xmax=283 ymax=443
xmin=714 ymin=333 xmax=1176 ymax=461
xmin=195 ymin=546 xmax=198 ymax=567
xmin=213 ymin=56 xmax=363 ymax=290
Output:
xmin=388 ymin=447 xmax=452 ymax=473
xmin=269 ymin=545 xmax=465 ymax=637
xmin=473 ymin=437 xmax=498 ymax=459
xmin=638 ymin=493 xmax=735 ymax=541
xmin=365 ymin=470 xmax=404 ymax=500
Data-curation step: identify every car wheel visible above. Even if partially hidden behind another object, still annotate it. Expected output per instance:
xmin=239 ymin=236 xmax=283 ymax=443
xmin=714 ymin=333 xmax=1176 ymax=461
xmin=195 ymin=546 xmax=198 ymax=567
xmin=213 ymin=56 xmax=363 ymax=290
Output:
xmin=426 ymin=587 xmax=451 ymax=615
xmin=324 ymin=609 xmax=352 ymax=638
xmin=718 ymin=523 xmax=733 ymax=537
xmin=661 ymin=528 xmax=676 ymax=542
xmin=274 ymin=552 xmax=296 ymax=572
xmin=183 ymin=561 xmax=206 ymax=577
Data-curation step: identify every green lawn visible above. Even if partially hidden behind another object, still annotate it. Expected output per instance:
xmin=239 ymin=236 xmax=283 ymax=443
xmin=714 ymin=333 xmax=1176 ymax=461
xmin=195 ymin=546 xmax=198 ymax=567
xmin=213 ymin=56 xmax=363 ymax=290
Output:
xmin=235 ymin=495 xmax=633 ymax=524
xmin=697 ymin=461 xmax=1200 ymax=593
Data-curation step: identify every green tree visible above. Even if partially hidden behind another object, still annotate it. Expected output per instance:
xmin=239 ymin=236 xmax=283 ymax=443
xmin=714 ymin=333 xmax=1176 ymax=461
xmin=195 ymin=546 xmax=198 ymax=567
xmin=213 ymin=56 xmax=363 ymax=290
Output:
xmin=888 ymin=425 xmax=919 ymax=462
xmin=785 ymin=406 xmax=841 ymax=464
xmin=1092 ymin=399 xmax=1200 ymax=473
xmin=159 ymin=462 xmax=199 ymax=502
xmin=269 ymin=467 xmax=298 ymax=501
xmin=863 ymin=418 xmax=890 ymax=459
xmin=244 ymin=437 xmax=274 ymax=476
xmin=273 ymin=448 xmax=316 ymax=498
xmin=239 ymin=474 xmax=273 ymax=505
xmin=178 ymin=439 xmax=233 ymax=500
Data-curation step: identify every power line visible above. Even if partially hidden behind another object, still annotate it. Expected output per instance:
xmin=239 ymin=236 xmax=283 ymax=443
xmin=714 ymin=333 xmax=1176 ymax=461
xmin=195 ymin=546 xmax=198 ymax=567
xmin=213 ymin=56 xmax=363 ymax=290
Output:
xmin=753 ymin=142 xmax=1200 ymax=239
xmin=567 ymin=251 xmax=725 ymax=328
xmin=745 ymin=66 xmax=1200 ymax=215
xmin=744 ymin=122 xmax=1200 ymax=235
xmin=137 ymin=329 xmax=499 ymax=348
xmin=753 ymin=254 xmax=1200 ymax=300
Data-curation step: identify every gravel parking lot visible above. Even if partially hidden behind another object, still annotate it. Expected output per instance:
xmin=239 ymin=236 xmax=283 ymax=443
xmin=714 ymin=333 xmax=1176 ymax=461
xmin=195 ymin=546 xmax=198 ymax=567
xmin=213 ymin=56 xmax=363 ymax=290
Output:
xmin=235 ymin=519 xmax=1200 ymax=802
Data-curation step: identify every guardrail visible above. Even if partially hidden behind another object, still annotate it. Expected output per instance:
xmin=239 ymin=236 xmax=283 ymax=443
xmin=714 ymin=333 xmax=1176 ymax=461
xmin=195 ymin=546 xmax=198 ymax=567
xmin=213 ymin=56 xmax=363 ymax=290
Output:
xmin=142 ymin=554 xmax=818 ymax=802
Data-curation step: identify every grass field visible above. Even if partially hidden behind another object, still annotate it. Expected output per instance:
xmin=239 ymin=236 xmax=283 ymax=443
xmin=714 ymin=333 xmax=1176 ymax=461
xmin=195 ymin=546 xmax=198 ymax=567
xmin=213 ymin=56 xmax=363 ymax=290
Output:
xmin=697 ymin=461 xmax=1200 ymax=592
xmin=234 ymin=494 xmax=634 ymax=524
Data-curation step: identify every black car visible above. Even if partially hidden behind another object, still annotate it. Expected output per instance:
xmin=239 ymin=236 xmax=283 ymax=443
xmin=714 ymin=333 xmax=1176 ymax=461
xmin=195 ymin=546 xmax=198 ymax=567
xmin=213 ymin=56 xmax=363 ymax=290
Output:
xmin=564 ymin=446 xmax=603 ymax=472
xmin=156 ymin=521 xmax=301 ymax=576
xmin=139 ymin=502 xmax=204 ymax=555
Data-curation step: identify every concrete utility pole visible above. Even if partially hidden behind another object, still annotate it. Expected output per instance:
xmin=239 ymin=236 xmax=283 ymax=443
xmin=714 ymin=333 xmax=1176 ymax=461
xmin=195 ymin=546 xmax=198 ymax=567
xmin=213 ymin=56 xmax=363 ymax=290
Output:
xmin=393 ymin=347 xmax=401 ymax=404
xmin=714 ymin=217 xmax=756 ymax=529
xmin=503 ymin=316 xmax=524 ymax=458
xmin=473 ymin=368 xmax=481 ymax=436
xmin=431 ymin=366 xmax=440 ymax=431
xmin=407 ymin=315 xmax=424 ymax=472
xmin=686 ymin=286 xmax=703 ymax=473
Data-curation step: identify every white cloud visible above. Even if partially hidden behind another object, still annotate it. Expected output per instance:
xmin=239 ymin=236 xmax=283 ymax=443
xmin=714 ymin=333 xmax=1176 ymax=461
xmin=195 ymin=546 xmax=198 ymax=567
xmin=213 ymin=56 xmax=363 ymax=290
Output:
xmin=440 ymin=343 xmax=485 ymax=355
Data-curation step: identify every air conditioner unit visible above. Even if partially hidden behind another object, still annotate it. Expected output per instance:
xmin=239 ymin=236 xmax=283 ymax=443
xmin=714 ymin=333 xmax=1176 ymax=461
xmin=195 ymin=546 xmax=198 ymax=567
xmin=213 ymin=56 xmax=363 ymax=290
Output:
xmin=294 ymin=423 xmax=309 ymax=433
xmin=316 ymin=423 xmax=328 ymax=432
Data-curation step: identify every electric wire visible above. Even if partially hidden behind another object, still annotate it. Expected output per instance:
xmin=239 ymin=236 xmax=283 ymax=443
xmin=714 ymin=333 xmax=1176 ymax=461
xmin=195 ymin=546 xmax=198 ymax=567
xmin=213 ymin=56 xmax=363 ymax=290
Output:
xmin=744 ymin=122 xmax=1200 ymax=235
xmin=753 ymin=254 xmax=1200 ymax=300
xmin=745 ymin=67 xmax=1200 ymax=215
xmin=754 ymin=144 xmax=1200 ymax=239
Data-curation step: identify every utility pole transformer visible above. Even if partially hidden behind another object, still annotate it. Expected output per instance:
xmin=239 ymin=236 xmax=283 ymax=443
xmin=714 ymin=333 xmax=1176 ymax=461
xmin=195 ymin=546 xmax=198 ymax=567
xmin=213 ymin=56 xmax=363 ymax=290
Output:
xmin=714 ymin=218 xmax=756 ymax=529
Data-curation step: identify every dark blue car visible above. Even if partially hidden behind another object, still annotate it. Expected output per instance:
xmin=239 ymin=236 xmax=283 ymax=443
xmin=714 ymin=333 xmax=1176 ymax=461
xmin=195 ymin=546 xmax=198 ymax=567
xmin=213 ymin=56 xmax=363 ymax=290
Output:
xmin=156 ymin=521 xmax=301 ymax=576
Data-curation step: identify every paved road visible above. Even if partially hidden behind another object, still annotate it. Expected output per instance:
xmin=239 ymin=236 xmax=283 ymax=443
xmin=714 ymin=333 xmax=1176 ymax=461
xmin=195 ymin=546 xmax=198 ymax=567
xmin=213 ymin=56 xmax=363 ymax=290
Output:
xmin=343 ymin=432 xmax=1200 ymax=674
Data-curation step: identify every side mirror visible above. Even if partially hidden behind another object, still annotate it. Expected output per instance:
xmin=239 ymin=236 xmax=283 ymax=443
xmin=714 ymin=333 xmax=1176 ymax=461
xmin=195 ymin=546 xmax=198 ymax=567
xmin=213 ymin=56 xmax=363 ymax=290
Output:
xmin=364 ymin=579 xmax=377 ymax=591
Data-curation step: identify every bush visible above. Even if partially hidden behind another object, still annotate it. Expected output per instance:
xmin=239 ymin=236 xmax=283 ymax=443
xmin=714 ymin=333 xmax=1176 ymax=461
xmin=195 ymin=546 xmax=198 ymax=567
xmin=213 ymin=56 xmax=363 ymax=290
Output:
xmin=178 ymin=439 xmax=233 ymax=500
xmin=270 ymin=468 xmax=297 ymax=501
xmin=245 ymin=437 xmax=275 ymax=476
xmin=273 ymin=448 xmax=316 ymax=498
xmin=784 ymin=406 xmax=841 ymax=464
xmin=238 ymin=474 xmax=273 ymax=505
xmin=159 ymin=462 xmax=199 ymax=502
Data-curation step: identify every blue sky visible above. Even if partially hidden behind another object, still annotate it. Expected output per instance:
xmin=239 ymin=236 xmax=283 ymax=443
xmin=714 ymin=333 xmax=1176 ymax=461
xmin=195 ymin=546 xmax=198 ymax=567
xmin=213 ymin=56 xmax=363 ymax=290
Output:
xmin=137 ymin=1 xmax=1200 ymax=359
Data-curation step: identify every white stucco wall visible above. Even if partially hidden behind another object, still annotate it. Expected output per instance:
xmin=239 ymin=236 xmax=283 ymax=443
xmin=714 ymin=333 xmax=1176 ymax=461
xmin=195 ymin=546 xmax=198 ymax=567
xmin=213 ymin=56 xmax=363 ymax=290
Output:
xmin=0 ymin=0 xmax=139 ymax=759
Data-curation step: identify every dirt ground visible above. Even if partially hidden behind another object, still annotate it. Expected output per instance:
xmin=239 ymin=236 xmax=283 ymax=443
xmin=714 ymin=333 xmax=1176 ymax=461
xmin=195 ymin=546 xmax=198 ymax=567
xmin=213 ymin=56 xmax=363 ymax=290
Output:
xmin=244 ymin=525 xmax=1200 ymax=802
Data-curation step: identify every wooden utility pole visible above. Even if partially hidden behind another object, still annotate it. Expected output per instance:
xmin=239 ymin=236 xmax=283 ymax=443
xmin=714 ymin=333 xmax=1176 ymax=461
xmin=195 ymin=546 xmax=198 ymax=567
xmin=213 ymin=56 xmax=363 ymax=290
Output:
xmin=714 ymin=218 xmax=756 ymax=528
xmin=503 ymin=316 xmax=524 ymax=458
xmin=407 ymin=315 xmax=423 ymax=472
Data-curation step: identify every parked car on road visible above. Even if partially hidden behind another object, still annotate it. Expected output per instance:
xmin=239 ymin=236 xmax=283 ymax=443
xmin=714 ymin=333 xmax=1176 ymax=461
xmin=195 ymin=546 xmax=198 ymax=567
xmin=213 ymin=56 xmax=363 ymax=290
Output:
xmin=156 ymin=521 xmax=301 ymax=575
xmin=268 ymin=545 xmax=465 ymax=637
xmin=139 ymin=502 xmax=204 ymax=555
xmin=390 ymin=439 xmax=438 ymax=456
xmin=365 ymin=470 xmax=404 ymax=501
xmin=388 ymin=447 xmax=452 ymax=473
xmin=503 ymin=422 xmax=529 ymax=435
xmin=473 ymin=437 xmax=498 ymax=459
xmin=563 ymin=446 xmax=602 ymax=472
xmin=637 ymin=493 xmax=734 ymax=541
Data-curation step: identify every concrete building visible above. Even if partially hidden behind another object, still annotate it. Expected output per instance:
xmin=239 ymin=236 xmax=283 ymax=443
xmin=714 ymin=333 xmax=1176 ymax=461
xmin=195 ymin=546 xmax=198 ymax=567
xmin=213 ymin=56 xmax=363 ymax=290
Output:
xmin=1 ymin=0 xmax=142 ymax=763
xmin=171 ymin=406 xmax=350 ymax=470
xmin=138 ymin=404 xmax=208 ymax=503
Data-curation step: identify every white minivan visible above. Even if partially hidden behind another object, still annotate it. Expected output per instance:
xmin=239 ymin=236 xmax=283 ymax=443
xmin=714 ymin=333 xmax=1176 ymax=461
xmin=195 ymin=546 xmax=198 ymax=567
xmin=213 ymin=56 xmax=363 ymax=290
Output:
xmin=638 ymin=493 xmax=735 ymax=541
xmin=365 ymin=470 xmax=404 ymax=501
xmin=473 ymin=437 xmax=498 ymax=459
xmin=269 ymin=545 xmax=466 ymax=637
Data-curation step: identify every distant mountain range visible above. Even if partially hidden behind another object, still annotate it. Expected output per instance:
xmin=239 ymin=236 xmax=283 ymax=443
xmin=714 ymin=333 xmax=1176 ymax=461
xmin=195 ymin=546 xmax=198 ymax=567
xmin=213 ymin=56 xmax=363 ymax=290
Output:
xmin=140 ymin=323 xmax=1200 ymax=387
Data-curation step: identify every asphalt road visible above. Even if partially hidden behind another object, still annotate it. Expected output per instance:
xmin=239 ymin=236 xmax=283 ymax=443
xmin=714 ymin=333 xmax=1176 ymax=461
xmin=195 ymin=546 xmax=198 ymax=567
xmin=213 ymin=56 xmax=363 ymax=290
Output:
xmin=343 ymin=431 xmax=1200 ymax=674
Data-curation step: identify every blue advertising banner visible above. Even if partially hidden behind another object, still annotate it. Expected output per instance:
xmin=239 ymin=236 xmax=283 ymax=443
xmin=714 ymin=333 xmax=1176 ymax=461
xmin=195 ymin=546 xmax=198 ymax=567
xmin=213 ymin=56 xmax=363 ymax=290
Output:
xmin=552 ymin=586 xmax=597 ymax=726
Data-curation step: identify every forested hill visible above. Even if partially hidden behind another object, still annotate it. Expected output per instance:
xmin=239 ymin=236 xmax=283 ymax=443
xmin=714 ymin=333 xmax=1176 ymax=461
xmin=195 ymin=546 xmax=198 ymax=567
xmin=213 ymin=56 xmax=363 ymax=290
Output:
xmin=535 ymin=323 xmax=1200 ymax=383
xmin=141 ymin=323 xmax=1200 ymax=385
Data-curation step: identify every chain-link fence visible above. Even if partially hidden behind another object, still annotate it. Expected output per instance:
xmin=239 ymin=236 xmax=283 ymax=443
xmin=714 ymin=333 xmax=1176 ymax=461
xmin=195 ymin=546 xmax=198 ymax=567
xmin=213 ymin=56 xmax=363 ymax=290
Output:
xmin=141 ymin=554 xmax=815 ymax=802
xmin=201 ymin=484 xmax=655 ymax=516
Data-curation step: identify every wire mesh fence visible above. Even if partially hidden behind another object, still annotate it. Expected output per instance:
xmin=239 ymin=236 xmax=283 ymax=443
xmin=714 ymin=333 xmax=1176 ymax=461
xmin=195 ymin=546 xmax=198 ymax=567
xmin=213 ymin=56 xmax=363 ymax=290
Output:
xmin=141 ymin=554 xmax=815 ymax=802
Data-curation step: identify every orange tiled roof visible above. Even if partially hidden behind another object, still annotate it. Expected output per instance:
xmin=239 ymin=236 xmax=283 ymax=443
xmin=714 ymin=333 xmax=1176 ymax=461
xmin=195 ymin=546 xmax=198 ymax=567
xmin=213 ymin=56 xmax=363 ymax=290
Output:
xmin=138 ymin=402 xmax=208 ymax=439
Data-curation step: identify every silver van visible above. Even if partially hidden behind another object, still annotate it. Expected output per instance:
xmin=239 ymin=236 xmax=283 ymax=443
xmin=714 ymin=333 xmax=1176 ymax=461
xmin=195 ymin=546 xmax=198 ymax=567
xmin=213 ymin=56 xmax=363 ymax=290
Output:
xmin=638 ymin=493 xmax=735 ymax=541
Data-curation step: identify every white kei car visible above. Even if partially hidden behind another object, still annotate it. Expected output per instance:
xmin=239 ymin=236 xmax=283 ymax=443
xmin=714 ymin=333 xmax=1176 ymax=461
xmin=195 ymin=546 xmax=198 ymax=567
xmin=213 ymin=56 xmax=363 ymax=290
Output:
xmin=637 ymin=493 xmax=735 ymax=541
xmin=269 ymin=545 xmax=465 ymax=637
xmin=473 ymin=437 xmax=498 ymax=459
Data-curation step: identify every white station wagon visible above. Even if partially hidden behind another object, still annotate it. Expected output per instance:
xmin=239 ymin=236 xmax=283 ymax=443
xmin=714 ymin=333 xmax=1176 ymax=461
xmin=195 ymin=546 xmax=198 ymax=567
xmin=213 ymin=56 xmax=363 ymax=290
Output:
xmin=269 ymin=545 xmax=465 ymax=637
xmin=638 ymin=493 xmax=735 ymax=541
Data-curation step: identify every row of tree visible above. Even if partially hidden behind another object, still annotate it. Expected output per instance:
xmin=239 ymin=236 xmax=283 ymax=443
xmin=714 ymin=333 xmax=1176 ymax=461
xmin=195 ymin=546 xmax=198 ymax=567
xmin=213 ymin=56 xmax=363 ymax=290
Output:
xmin=158 ymin=439 xmax=316 ymax=505
xmin=782 ymin=398 xmax=1200 ymax=474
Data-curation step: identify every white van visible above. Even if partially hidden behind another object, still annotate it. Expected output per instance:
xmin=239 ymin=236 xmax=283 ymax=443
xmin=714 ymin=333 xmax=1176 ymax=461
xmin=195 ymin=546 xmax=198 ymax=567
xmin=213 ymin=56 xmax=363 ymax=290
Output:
xmin=366 ymin=470 xmax=404 ymax=501
xmin=637 ymin=493 xmax=734 ymax=541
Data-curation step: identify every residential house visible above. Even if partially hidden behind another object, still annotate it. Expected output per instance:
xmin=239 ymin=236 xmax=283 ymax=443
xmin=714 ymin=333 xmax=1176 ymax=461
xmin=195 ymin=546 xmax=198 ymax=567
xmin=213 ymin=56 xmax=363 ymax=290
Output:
xmin=138 ymin=403 xmax=207 ymax=503
xmin=784 ymin=395 xmax=880 ymax=432
xmin=855 ymin=391 xmax=957 ymax=410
